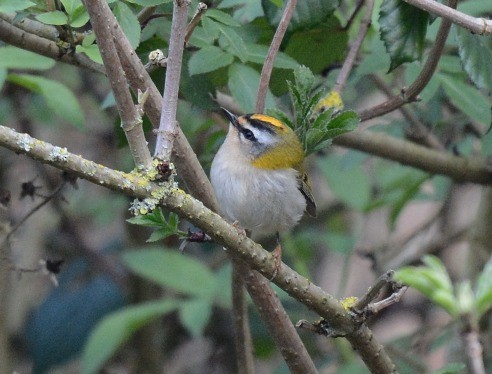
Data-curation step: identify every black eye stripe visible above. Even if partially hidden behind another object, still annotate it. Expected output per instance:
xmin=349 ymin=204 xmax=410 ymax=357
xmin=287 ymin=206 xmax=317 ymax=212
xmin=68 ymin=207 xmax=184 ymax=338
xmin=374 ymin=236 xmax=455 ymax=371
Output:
xmin=243 ymin=115 xmax=275 ymax=134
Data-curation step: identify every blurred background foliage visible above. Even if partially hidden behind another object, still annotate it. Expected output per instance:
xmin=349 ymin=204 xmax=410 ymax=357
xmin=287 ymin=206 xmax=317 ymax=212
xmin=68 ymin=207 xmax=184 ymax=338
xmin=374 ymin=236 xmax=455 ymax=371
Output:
xmin=0 ymin=0 xmax=491 ymax=373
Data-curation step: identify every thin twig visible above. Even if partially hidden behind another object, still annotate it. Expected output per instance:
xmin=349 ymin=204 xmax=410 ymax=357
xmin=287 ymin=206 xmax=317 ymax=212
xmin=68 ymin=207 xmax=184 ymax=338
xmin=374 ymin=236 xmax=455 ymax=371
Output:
xmin=154 ymin=0 xmax=190 ymax=161
xmin=1 ymin=182 xmax=65 ymax=249
xmin=184 ymin=2 xmax=207 ymax=46
xmin=403 ymin=0 xmax=492 ymax=35
xmin=359 ymin=0 xmax=458 ymax=121
xmin=354 ymin=270 xmax=395 ymax=311
xmin=84 ymin=0 xmax=152 ymax=170
xmin=334 ymin=0 xmax=375 ymax=94
xmin=255 ymin=0 xmax=297 ymax=113
xmin=461 ymin=318 xmax=486 ymax=374
xmin=370 ymin=75 xmax=445 ymax=151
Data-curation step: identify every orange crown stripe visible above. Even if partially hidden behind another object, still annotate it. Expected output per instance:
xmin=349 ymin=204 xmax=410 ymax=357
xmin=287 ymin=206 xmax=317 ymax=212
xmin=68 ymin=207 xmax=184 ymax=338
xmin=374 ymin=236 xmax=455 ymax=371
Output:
xmin=250 ymin=114 xmax=285 ymax=129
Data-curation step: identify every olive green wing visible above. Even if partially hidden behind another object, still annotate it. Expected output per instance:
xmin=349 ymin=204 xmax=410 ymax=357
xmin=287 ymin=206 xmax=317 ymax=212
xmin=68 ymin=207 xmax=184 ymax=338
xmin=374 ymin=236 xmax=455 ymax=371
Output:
xmin=298 ymin=173 xmax=317 ymax=217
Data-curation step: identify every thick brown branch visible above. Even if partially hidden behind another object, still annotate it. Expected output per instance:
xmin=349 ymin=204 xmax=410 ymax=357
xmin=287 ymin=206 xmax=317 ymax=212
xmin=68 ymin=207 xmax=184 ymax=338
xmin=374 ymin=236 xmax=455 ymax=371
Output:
xmin=333 ymin=131 xmax=492 ymax=185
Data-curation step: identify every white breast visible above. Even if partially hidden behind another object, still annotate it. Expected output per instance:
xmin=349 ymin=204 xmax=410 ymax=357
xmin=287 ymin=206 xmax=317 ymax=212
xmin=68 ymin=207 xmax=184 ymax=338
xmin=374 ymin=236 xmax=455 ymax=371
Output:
xmin=211 ymin=139 xmax=306 ymax=237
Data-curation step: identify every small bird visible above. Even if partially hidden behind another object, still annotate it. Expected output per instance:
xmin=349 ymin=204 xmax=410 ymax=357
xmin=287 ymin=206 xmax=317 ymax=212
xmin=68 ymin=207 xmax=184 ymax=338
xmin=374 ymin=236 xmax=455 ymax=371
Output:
xmin=210 ymin=108 xmax=316 ymax=277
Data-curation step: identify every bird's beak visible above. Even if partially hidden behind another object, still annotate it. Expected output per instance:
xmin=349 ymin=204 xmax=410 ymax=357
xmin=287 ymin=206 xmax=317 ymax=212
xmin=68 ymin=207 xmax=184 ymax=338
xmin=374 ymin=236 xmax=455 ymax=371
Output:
xmin=221 ymin=108 xmax=238 ymax=128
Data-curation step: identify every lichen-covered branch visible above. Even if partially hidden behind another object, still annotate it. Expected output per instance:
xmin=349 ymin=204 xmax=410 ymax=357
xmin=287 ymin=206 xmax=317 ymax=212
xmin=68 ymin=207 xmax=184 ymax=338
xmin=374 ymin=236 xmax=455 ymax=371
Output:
xmin=0 ymin=123 xmax=398 ymax=373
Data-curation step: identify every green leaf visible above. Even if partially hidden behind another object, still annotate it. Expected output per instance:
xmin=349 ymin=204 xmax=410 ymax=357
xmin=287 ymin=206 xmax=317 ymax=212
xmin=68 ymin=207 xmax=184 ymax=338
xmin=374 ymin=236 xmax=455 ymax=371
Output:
xmin=456 ymin=281 xmax=474 ymax=315
xmin=284 ymin=19 xmax=347 ymax=74
xmin=81 ymin=300 xmax=179 ymax=374
xmin=0 ymin=0 xmax=34 ymax=12
xmin=179 ymin=298 xmax=212 ymax=337
xmin=389 ymin=174 xmax=427 ymax=227
xmin=245 ymin=43 xmax=298 ymax=70
xmin=262 ymin=0 xmax=340 ymax=31
xmin=35 ymin=11 xmax=68 ymax=25
xmin=379 ymin=0 xmax=429 ymax=71
xmin=127 ymin=208 xmax=166 ymax=227
xmin=440 ymin=73 xmax=491 ymax=125
xmin=317 ymin=154 xmax=371 ymax=210
xmin=205 ymin=9 xmax=241 ymax=27
xmin=68 ymin=4 xmax=90 ymax=28
xmin=7 ymin=73 xmax=85 ymax=129
xmin=228 ymin=63 xmax=276 ymax=112
xmin=146 ymin=228 xmax=174 ymax=242
xmin=0 ymin=46 xmax=55 ymax=70
xmin=113 ymin=2 xmax=141 ymax=49
xmin=432 ymin=363 xmax=467 ymax=374
xmin=122 ymin=248 xmax=216 ymax=297
xmin=76 ymin=44 xmax=103 ymax=64
xmin=218 ymin=26 xmax=248 ymax=63
xmin=476 ymin=256 xmax=492 ymax=317
xmin=125 ymin=0 xmax=172 ymax=5
xmin=188 ymin=46 xmax=234 ymax=75
xmin=456 ymin=27 xmax=492 ymax=92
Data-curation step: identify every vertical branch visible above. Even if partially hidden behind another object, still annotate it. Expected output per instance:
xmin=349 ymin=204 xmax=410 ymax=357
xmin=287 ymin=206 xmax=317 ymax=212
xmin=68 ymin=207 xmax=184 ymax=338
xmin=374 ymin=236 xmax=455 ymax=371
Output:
xmin=154 ymin=0 xmax=190 ymax=161
xmin=231 ymin=259 xmax=255 ymax=374
xmin=84 ymin=0 xmax=152 ymax=170
xmin=255 ymin=0 xmax=297 ymax=113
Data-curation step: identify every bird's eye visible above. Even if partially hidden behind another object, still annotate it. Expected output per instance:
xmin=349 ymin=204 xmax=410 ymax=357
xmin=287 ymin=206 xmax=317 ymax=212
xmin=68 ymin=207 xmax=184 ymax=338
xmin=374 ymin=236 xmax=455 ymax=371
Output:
xmin=242 ymin=129 xmax=256 ymax=141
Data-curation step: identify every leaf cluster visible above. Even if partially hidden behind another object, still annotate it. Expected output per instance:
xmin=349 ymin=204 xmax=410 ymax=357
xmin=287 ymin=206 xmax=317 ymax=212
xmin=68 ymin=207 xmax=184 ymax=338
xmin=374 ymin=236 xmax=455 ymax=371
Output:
xmin=269 ymin=65 xmax=359 ymax=156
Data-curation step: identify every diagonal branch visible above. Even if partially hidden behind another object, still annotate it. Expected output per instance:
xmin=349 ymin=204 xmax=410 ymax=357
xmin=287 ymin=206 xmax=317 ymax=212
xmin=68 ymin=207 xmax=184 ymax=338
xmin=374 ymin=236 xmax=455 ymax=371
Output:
xmin=359 ymin=0 xmax=458 ymax=121
xmin=256 ymin=0 xmax=297 ymax=113
xmin=0 ymin=124 xmax=396 ymax=373
xmin=84 ymin=0 xmax=152 ymax=170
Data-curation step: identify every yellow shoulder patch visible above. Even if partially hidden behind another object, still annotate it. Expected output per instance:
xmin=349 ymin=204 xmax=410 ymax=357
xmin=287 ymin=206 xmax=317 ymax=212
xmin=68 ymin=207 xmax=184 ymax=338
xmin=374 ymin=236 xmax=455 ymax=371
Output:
xmin=250 ymin=114 xmax=286 ymax=130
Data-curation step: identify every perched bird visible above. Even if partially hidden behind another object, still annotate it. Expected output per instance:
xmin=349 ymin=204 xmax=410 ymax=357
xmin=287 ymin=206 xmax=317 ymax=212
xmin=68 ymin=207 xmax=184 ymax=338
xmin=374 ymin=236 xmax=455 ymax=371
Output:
xmin=210 ymin=108 xmax=316 ymax=277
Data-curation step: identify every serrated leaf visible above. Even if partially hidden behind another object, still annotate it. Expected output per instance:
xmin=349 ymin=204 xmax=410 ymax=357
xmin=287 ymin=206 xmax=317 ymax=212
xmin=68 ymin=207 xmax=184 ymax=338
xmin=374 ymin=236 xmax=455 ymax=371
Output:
xmin=476 ymin=256 xmax=492 ymax=317
xmin=245 ymin=43 xmax=298 ymax=70
xmin=7 ymin=74 xmax=85 ymax=129
xmin=228 ymin=63 xmax=276 ymax=112
xmin=81 ymin=300 xmax=179 ymax=374
xmin=206 ymin=9 xmax=241 ymax=27
xmin=379 ymin=0 xmax=429 ymax=71
xmin=456 ymin=27 xmax=492 ymax=93
xmin=113 ymin=2 xmax=141 ymax=49
xmin=0 ymin=46 xmax=55 ymax=70
xmin=127 ymin=208 xmax=165 ymax=227
xmin=122 ymin=248 xmax=216 ymax=297
xmin=146 ymin=228 xmax=174 ymax=242
xmin=0 ymin=0 xmax=34 ymax=12
xmin=188 ymin=46 xmax=234 ymax=75
xmin=179 ymin=298 xmax=212 ymax=337
xmin=35 ymin=11 xmax=68 ymax=25
xmin=440 ymin=73 xmax=491 ymax=125
xmin=218 ymin=26 xmax=248 ymax=62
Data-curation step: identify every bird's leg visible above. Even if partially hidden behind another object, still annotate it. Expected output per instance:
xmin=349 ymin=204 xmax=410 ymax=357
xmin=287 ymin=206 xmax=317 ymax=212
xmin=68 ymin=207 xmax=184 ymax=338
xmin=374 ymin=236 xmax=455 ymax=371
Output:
xmin=270 ymin=232 xmax=282 ymax=280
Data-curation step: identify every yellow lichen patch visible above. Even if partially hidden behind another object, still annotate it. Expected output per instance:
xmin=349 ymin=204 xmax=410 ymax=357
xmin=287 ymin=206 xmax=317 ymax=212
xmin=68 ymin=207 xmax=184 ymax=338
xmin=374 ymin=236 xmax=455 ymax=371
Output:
xmin=340 ymin=296 xmax=358 ymax=310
